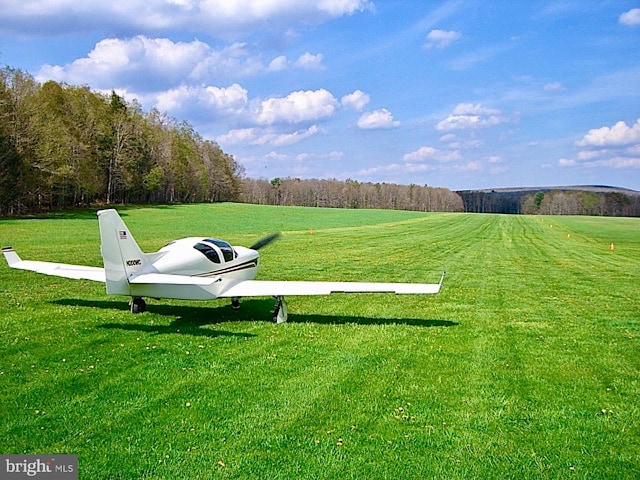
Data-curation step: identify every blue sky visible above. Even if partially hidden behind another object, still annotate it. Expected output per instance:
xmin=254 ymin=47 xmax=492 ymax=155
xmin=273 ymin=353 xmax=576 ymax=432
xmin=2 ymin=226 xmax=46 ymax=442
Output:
xmin=1 ymin=1 xmax=639 ymax=191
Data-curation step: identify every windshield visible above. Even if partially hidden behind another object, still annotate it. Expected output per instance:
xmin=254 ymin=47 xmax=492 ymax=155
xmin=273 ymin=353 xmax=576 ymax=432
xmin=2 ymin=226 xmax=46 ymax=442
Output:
xmin=194 ymin=242 xmax=220 ymax=263
xmin=204 ymin=238 xmax=236 ymax=262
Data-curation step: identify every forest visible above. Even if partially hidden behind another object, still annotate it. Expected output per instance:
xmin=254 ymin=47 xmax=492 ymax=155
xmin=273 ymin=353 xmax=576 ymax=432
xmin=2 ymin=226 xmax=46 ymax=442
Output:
xmin=0 ymin=67 xmax=243 ymax=215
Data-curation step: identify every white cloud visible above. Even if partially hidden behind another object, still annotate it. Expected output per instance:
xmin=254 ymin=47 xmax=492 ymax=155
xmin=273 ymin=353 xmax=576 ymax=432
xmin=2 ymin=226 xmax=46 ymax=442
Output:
xmin=565 ymin=118 xmax=640 ymax=170
xmin=265 ymin=52 xmax=325 ymax=71
xmin=37 ymin=37 xmax=293 ymax=91
xmin=436 ymin=103 xmax=507 ymax=131
xmin=575 ymin=118 xmax=640 ymax=147
xmin=439 ymin=132 xmax=483 ymax=149
xmin=439 ymin=150 xmax=463 ymax=161
xmin=453 ymin=103 xmax=498 ymax=116
xmin=317 ymin=0 xmax=373 ymax=16
xmin=626 ymin=145 xmax=640 ymax=156
xmin=577 ymin=150 xmax=603 ymax=161
xmin=40 ymin=37 xmax=340 ymax=130
xmin=439 ymin=133 xmax=457 ymax=143
xmin=254 ymin=89 xmax=338 ymax=125
xmin=268 ymin=55 xmax=288 ymax=71
xmin=0 ymin=0 xmax=373 ymax=37
xmin=204 ymin=84 xmax=249 ymax=111
xmin=155 ymin=83 xmax=248 ymax=114
xmin=188 ymin=42 xmax=282 ymax=81
xmin=619 ymin=8 xmax=640 ymax=26
xmin=403 ymin=146 xmax=461 ymax=163
xmin=38 ymin=36 xmax=211 ymax=89
xmin=596 ymin=157 xmax=640 ymax=168
xmin=567 ymin=157 xmax=640 ymax=169
xmin=254 ymin=125 xmax=321 ymax=146
xmin=218 ymin=125 xmax=321 ymax=146
xmin=155 ymin=86 xmax=191 ymax=112
xmin=357 ymin=150 xmax=484 ymax=179
xmin=455 ymin=160 xmax=482 ymax=172
xmin=295 ymin=150 xmax=343 ymax=162
xmin=424 ymin=29 xmax=462 ymax=49
xmin=357 ymin=108 xmax=400 ymax=129
xmin=294 ymin=52 xmax=325 ymax=70
xmin=341 ymin=90 xmax=370 ymax=111
xmin=558 ymin=158 xmax=577 ymax=167
xmin=403 ymin=146 xmax=437 ymax=162
xmin=217 ymin=128 xmax=258 ymax=145
xmin=263 ymin=151 xmax=289 ymax=162
xmin=37 ymin=37 xmax=328 ymax=93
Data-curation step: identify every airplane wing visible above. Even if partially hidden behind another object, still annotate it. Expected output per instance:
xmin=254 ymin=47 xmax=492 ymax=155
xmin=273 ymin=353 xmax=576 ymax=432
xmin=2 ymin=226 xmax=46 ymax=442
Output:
xmin=218 ymin=274 xmax=445 ymax=298
xmin=122 ymin=272 xmax=445 ymax=301
xmin=3 ymin=244 xmax=444 ymax=300
xmin=1 ymin=247 xmax=105 ymax=282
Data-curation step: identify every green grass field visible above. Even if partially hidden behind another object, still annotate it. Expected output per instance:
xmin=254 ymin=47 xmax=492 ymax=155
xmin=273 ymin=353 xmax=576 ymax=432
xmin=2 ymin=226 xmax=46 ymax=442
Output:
xmin=1 ymin=204 xmax=638 ymax=479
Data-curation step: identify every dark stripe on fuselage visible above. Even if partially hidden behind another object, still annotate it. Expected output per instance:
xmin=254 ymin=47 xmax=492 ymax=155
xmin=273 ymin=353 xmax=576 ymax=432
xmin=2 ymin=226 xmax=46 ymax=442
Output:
xmin=196 ymin=260 xmax=258 ymax=277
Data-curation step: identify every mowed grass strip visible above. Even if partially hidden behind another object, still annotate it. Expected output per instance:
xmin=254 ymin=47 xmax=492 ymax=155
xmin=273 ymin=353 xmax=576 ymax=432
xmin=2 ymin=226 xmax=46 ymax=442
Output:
xmin=0 ymin=204 xmax=638 ymax=479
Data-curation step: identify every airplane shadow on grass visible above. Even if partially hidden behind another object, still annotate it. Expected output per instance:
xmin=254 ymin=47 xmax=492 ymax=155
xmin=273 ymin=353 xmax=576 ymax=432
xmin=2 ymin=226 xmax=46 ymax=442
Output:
xmin=53 ymin=298 xmax=458 ymax=338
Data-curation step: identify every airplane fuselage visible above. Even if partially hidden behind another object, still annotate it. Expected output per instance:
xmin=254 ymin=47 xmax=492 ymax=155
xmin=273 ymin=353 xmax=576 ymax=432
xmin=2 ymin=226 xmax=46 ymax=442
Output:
xmin=151 ymin=238 xmax=259 ymax=281
xmin=119 ymin=237 xmax=261 ymax=302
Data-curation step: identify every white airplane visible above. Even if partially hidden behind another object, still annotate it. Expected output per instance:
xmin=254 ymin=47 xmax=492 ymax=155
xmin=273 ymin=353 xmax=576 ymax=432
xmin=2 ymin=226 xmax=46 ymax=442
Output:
xmin=2 ymin=209 xmax=445 ymax=323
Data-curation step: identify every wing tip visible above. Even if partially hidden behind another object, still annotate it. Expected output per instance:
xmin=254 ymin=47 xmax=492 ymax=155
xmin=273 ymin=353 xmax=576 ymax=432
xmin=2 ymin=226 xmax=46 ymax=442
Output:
xmin=2 ymin=246 xmax=22 ymax=266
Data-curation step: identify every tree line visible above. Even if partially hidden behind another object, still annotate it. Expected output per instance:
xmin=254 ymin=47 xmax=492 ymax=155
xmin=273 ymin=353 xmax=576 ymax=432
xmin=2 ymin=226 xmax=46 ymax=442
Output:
xmin=0 ymin=67 xmax=243 ymax=215
xmin=241 ymin=177 xmax=464 ymax=212
xmin=459 ymin=188 xmax=640 ymax=217
xmin=521 ymin=190 xmax=640 ymax=216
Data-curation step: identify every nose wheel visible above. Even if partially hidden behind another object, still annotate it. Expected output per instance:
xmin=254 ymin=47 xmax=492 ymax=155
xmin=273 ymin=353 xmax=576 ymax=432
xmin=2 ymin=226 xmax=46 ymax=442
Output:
xmin=273 ymin=296 xmax=288 ymax=323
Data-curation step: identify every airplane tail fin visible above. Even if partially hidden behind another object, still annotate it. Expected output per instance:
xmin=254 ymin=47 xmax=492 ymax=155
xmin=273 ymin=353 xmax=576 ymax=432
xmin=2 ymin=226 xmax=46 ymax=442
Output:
xmin=97 ymin=209 xmax=148 ymax=295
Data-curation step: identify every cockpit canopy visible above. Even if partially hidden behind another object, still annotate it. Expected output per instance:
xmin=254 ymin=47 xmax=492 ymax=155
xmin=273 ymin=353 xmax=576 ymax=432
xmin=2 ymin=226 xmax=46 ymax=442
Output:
xmin=193 ymin=238 xmax=237 ymax=263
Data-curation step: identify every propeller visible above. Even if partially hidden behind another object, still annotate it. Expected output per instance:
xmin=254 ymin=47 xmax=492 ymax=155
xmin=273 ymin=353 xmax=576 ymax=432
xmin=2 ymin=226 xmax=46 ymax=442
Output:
xmin=249 ymin=232 xmax=281 ymax=251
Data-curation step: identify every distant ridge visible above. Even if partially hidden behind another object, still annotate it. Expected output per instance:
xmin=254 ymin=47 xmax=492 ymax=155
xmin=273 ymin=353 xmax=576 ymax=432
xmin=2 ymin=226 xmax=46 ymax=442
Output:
xmin=458 ymin=185 xmax=640 ymax=194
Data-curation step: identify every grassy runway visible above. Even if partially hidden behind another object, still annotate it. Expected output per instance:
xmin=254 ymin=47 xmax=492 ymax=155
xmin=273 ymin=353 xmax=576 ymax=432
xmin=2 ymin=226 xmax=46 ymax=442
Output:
xmin=1 ymin=204 xmax=638 ymax=479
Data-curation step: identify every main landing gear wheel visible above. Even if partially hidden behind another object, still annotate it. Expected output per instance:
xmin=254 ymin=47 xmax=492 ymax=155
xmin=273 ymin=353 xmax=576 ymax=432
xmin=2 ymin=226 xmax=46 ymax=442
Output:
xmin=231 ymin=297 xmax=241 ymax=310
xmin=130 ymin=296 xmax=146 ymax=314
xmin=273 ymin=296 xmax=288 ymax=324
